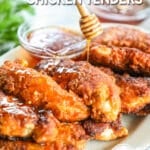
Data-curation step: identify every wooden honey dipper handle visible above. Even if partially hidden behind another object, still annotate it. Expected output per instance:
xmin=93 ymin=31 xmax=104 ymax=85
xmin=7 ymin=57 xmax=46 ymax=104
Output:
xmin=76 ymin=0 xmax=103 ymax=39
xmin=76 ymin=0 xmax=89 ymax=17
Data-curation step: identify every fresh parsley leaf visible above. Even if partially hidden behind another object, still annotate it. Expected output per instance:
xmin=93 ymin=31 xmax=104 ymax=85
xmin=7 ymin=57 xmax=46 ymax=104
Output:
xmin=0 ymin=0 xmax=34 ymax=55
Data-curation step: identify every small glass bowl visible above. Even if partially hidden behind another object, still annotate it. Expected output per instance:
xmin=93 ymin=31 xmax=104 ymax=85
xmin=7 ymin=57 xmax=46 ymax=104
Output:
xmin=18 ymin=23 xmax=87 ymax=59
xmin=87 ymin=1 xmax=150 ymax=25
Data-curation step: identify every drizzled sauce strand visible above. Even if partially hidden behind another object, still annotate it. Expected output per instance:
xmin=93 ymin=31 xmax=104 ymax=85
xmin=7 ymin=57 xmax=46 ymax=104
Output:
xmin=76 ymin=0 xmax=103 ymax=61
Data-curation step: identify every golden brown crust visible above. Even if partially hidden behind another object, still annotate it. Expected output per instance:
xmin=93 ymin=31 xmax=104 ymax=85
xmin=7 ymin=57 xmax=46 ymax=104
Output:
xmin=36 ymin=59 xmax=121 ymax=123
xmin=53 ymin=123 xmax=88 ymax=150
xmin=89 ymin=44 xmax=150 ymax=76
xmin=98 ymin=67 xmax=150 ymax=114
xmin=93 ymin=26 xmax=150 ymax=53
xmin=31 ymin=110 xmax=88 ymax=150
xmin=0 ymin=92 xmax=88 ymax=150
xmin=83 ymin=116 xmax=128 ymax=141
xmin=33 ymin=110 xmax=88 ymax=149
xmin=39 ymin=122 xmax=88 ymax=150
xmin=0 ymin=60 xmax=89 ymax=122
xmin=115 ymin=75 xmax=150 ymax=113
xmin=0 ymin=91 xmax=37 ymax=138
xmin=33 ymin=110 xmax=60 ymax=143
xmin=0 ymin=122 xmax=88 ymax=150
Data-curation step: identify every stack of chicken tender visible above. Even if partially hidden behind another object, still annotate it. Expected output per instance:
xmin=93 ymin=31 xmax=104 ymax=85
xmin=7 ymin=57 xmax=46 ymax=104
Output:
xmin=0 ymin=26 xmax=149 ymax=150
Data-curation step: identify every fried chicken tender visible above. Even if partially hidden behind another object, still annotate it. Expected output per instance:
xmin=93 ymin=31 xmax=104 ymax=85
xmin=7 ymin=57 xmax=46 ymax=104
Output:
xmin=89 ymin=44 xmax=150 ymax=76
xmin=0 ymin=60 xmax=89 ymax=122
xmin=0 ymin=107 xmax=87 ymax=150
xmin=83 ymin=116 xmax=128 ymax=141
xmin=52 ymin=123 xmax=88 ymax=150
xmin=33 ymin=110 xmax=60 ymax=143
xmin=36 ymin=59 xmax=121 ymax=123
xmin=93 ymin=26 xmax=150 ymax=53
xmin=33 ymin=110 xmax=88 ymax=150
xmin=115 ymin=75 xmax=150 ymax=114
xmin=0 ymin=91 xmax=37 ymax=138
xmin=99 ymin=67 xmax=150 ymax=114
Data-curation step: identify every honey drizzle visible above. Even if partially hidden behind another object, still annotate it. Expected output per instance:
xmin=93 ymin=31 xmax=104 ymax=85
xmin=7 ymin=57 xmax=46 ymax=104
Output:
xmin=86 ymin=39 xmax=91 ymax=62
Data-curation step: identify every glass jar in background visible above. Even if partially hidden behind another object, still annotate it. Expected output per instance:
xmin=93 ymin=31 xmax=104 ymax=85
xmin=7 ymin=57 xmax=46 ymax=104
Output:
xmin=87 ymin=0 xmax=150 ymax=25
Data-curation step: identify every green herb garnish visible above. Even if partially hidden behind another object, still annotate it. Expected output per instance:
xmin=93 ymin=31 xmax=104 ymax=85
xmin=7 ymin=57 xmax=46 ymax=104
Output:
xmin=0 ymin=0 xmax=34 ymax=55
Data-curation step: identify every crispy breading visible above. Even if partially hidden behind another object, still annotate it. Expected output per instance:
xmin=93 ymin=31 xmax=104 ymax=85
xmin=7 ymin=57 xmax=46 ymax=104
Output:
xmin=36 ymin=59 xmax=121 ymax=123
xmin=99 ymin=67 xmax=150 ymax=114
xmin=83 ymin=116 xmax=128 ymax=141
xmin=0 ymin=91 xmax=37 ymax=138
xmin=89 ymin=44 xmax=150 ymax=76
xmin=33 ymin=110 xmax=60 ymax=143
xmin=0 ymin=60 xmax=89 ymax=122
xmin=75 ymin=27 xmax=150 ymax=76
xmin=93 ymin=26 xmax=150 ymax=53
xmin=53 ymin=123 xmax=88 ymax=150
xmin=33 ymin=110 xmax=88 ymax=150
xmin=0 ymin=90 xmax=88 ymax=150
xmin=115 ymin=75 xmax=150 ymax=113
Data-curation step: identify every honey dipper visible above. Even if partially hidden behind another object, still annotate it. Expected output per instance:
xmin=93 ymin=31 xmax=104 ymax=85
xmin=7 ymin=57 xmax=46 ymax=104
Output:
xmin=76 ymin=0 xmax=103 ymax=59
